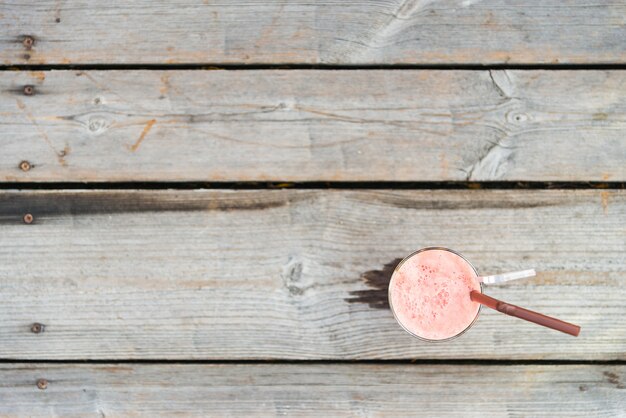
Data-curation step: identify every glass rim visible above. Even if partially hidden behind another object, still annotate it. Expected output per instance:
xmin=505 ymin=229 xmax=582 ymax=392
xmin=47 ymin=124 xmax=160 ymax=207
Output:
xmin=388 ymin=246 xmax=483 ymax=343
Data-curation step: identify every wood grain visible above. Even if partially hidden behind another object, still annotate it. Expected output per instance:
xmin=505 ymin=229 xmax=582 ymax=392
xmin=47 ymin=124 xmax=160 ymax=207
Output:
xmin=2 ymin=70 xmax=626 ymax=182
xmin=0 ymin=189 xmax=624 ymax=360
xmin=1 ymin=1 xmax=626 ymax=65
xmin=0 ymin=363 xmax=623 ymax=417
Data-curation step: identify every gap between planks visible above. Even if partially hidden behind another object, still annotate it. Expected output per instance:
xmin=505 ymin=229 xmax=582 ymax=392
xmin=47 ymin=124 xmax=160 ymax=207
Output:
xmin=0 ymin=182 xmax=624 ymax=190
xmin=0 ymin=359 xmax=625 ymax=365
xmin=5 ymin=64 xmax=626 ymax=71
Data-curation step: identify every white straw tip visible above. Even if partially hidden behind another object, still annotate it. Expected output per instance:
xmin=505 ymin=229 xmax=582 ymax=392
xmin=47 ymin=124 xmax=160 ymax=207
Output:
xmin=480 ymin=269 xmax=536 ymax=284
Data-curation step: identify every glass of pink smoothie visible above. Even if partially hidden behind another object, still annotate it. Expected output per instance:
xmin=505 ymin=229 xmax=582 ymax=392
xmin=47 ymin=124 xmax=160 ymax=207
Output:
xmin=388 ymin=247 xmax=482 ymax=342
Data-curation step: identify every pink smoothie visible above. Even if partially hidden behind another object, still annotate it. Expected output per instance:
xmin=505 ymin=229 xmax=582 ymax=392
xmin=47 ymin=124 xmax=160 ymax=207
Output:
xmin=389 ymin=249 xmax=481 ymax=340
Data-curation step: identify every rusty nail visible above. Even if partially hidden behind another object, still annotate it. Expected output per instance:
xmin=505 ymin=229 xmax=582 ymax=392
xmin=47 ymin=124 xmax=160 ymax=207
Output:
xmin=31 ymin=322 xmax=45 ymax=334
xmin=20 ymin=161 xmax=31 ymax=171
xmin=23 ymin=213 xmax=34 ymax=224
xmin=23 ymin=36 xmax=34 ymax=49
xmin=23 ymin=85 xmax=34 ymax=96
xmin=36 ymin=379 xmax=47 ymax=390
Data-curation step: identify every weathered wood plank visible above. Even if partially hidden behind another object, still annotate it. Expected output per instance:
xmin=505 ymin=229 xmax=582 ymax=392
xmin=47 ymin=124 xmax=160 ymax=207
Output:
xmin=2 ymin=1 xmax=626 ymax=65
xmin=1 ymin=70 xmax=625 ymax=182
xmin=0 ymin=363 xmax=623 ymax=417
xmin=0 ymin=189 xmax=624 ymax=360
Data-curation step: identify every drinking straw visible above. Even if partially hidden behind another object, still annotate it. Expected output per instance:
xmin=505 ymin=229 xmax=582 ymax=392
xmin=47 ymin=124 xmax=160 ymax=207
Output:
xmin=470 ymin=291 xmax=580 ymax=336
xmin=479 ymin=269 xmax=536 ymax=284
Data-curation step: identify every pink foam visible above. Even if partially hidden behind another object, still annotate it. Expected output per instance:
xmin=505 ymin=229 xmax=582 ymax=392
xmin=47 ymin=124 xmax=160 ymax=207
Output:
xmin=389 ymin=249 xmax=481 ymax=340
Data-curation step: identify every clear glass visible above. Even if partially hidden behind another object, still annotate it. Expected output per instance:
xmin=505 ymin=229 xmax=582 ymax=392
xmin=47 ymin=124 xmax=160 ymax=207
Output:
xmin=388 ymin=247 xmax=483 ymax=343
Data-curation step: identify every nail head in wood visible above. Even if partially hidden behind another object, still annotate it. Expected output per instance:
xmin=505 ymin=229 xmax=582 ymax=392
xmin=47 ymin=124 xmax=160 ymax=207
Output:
xmin=31 ymin=322 xmax=45 ymax=334
xmin=23 ymin=36 xmax=34 ymax=49
xmin=20 ymin=161 xmax=31 ymax=171
xmin=23 ymin=213 xmax=34 ymax=224
xmin=36 ymin=379 xmax=48 ymax=390
xmin=23 ymin=85 xmax=34 ymax=96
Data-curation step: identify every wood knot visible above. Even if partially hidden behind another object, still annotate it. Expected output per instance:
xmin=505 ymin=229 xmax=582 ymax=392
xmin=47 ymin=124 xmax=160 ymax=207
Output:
xmin=281 ymin=257 xmax=304 ymax=296
xmin=22 ymin=36 xmax=35 ymax=49
xmin=507 ymin=111 xmax=530 ymax=124
xmin=87 ymin=116 xmax=110 ymax=134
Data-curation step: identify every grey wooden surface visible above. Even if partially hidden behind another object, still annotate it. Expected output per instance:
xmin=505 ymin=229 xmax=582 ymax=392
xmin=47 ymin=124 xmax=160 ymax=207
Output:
xmin=1 ymin=189 xmax=623 ymax=360
xmin=0 ymin=363 xmax=623 ymax=417
xmin=2 ymin=70 xmax=626 ymax=182
xmin=2 ymin=1 xmax=626 ymax=65
xmin=2 ymin=1 xmax=625 ymax=416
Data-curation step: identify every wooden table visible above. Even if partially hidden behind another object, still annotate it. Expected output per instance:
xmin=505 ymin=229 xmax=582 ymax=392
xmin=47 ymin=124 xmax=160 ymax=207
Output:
xmin=1 ymin=1 xmax=625 ymax=416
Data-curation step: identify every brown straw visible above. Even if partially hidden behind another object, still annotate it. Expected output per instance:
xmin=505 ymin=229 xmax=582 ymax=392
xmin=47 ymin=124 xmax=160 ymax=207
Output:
xmin=470 ymin=291 xmax=580 ymax=337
